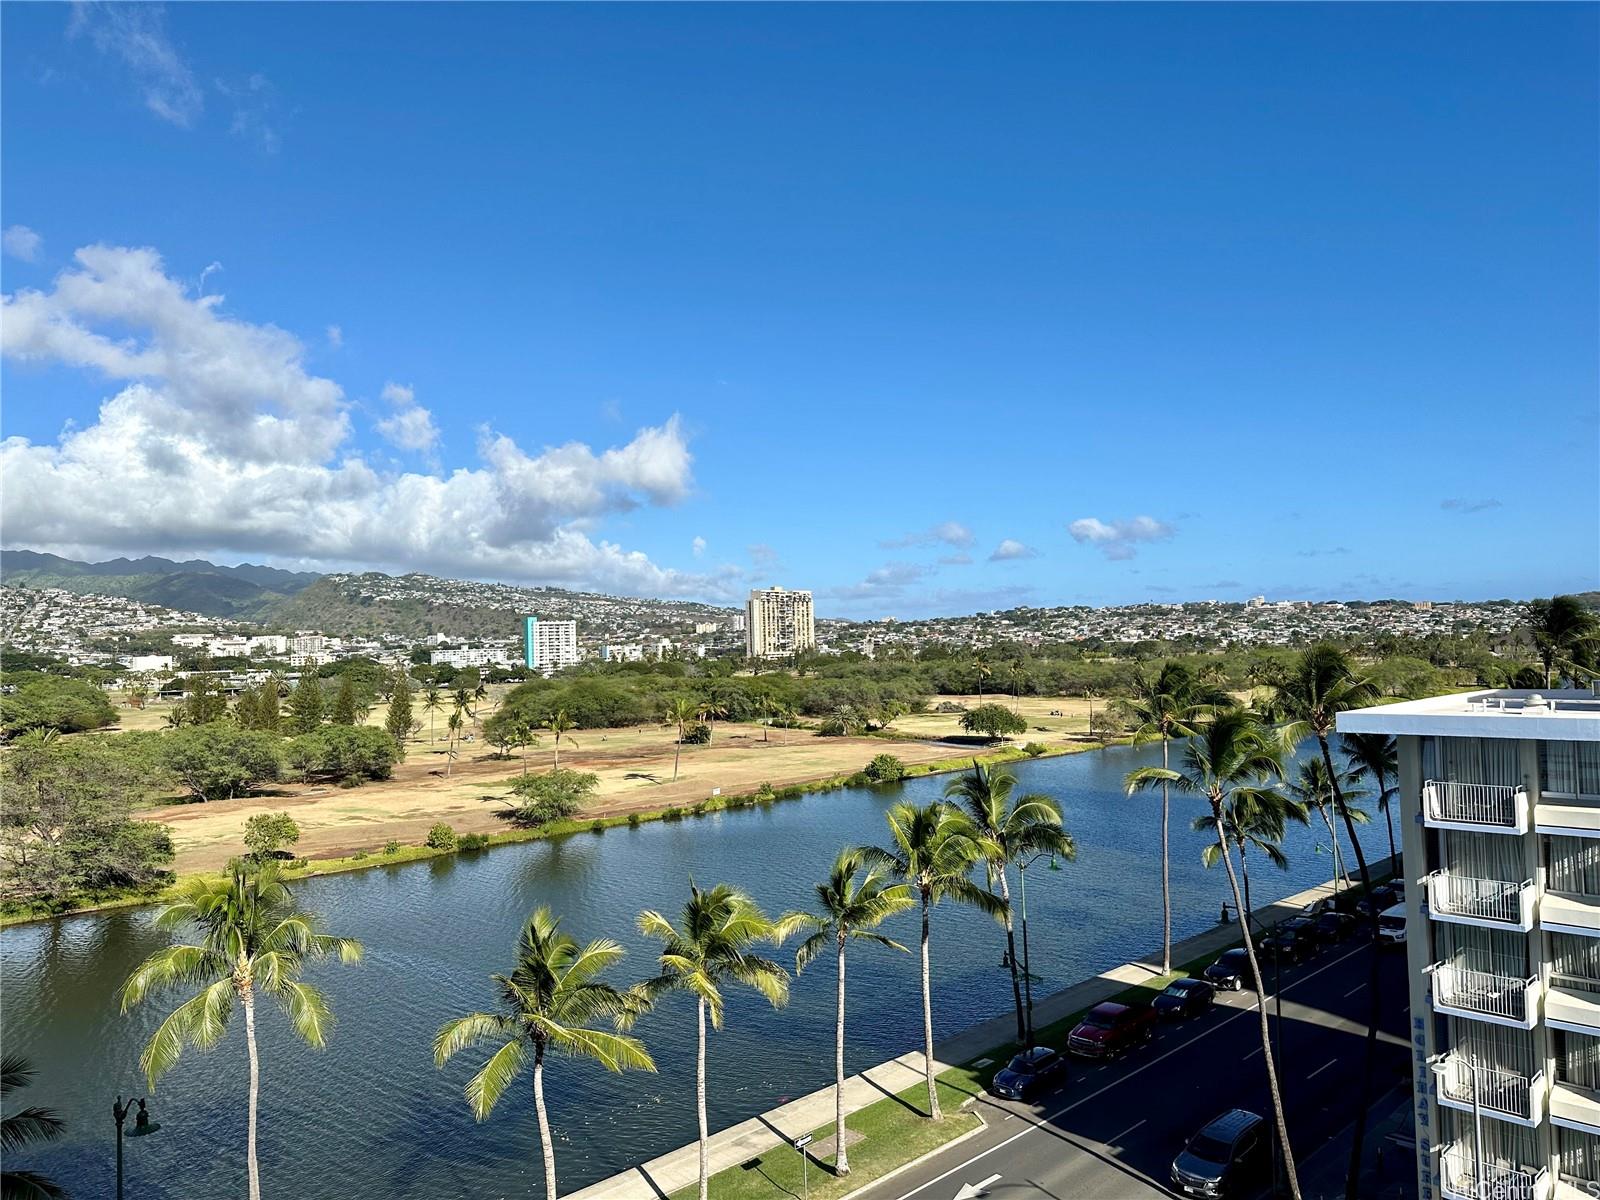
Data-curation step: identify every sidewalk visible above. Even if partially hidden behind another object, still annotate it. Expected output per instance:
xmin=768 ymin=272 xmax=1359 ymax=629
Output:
xmin=1294 ymin=1079 xmax=1417 ymax=1200
xmin=567 ymin=860 xmax=1397 ymax=1200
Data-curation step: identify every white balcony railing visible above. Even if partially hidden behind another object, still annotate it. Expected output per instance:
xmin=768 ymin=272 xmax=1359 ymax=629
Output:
xmin=1423 ymin=780 xmax=1530 ymax=833
xmin=1440 ymin=1144 xmax=1551 ymax=1200
xmin=1432 ymin=1055 xmax=1545 ymax=1125
xmin=1426 ymin=871 xmax=1537 ymax=931
xmin=1431 ymin=963 xmax=1540 ymax=1029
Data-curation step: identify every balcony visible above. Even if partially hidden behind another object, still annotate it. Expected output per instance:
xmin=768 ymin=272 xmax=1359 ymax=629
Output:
xmin=1541 ymin=893 xmax=1600 ymax=938
xmin=1432 ymin=1056 xmax=1545 ymax=1126
xmin=1423 ymin=780 xmax=1530 ymax=834
xmin=1547 ymin=975 xmax=1600 ymax=1036
xmin=1431 ymin=962 xmax=1541 ymax=1029
xmin=1440 ymin=1144 xmax=1551 ymax=1200
xmin=1426 ymin=871 xmax=1537 ymax=931
xmin=1550 ymin=1082 xmax=1600 ymax=1136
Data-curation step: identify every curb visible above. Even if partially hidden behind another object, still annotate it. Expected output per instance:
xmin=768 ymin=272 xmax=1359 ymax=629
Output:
xmin=837 ymin=1110 xmax=990 ymax=1200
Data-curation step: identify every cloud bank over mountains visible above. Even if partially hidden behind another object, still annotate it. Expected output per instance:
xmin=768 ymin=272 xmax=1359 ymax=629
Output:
xmin=0 ymin=243 xmax=717 ymax=598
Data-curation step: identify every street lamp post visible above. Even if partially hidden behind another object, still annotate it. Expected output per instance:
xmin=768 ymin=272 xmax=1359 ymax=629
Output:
xmin=113 ymin=1094 xmax=161 ymax=1200
xmin=1016 ymin=852 xmax=1062 ymax=1049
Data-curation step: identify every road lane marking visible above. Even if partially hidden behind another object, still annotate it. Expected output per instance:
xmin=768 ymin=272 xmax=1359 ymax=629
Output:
xmin=1343 ymin=984 xmax=1363 ymax=997
xmin=1308 ymin=1059 xmax=1337 ymax=1080
xmin=1107 ymin=1117 xmax=1147 ymax=1145
xmin=885 ymin=940 xmax=1375 ymax=1200
xmin=1244 ymin=1046 xmax=1262 ymax=1059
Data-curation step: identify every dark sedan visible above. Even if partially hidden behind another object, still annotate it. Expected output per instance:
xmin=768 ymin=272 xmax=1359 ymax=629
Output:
xmin=989 ymin=1046 xmax=1070 ymax=1101
xmin=1315 ymin=910 xmax=1355 ymax=943
xmin=1263 ymin=921 xmax=1313 ymax=963
xmin=1203 ymin=948 xmax=1255 ymax=992
xmin=1153 ymin=977 xmax=1216 ymax=1021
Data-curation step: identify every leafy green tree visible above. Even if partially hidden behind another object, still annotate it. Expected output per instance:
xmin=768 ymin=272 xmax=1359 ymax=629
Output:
xmin=1263 ymin=645 xmax=1381 ymax=1200
xmin=1116 ymin=663 xmax=1227 ymax=973
xmin=158 ymin=725 xmax=283 ymax=802
xmin=791 ymin=850 xmax=912 ymax=1176
xmin=1342 ymin=732 xmax=1399 ymax=867
xmin=637 ymin=884 xmax=790 ymax=1200
xmin=385 ymin=668 xmax=413 ymax=755
xmin=0 ymin=731 xmax=175 ymax=905
xmin=434 ymin=908 xmax=655 ymax=1200
xmin=0 ymin=675 xmax=118 ymax=737
xmin=944 ymin=762 xmax=1075 ymax=1044
xmin=243 ymin=812 xmax=301 ymax=861
xmin=661 ymin=697 xmax=697 ymax=781
xmin=959 ymin=704 xmax=1026 ymax=741
xmin=489 ymin=769 xmax=600 ymax=828
xmin=183 ymin=674 xmax=229 ymax=726
xmin=120 ymin=862 xmax=362 ymax=1200
xmin=864 ymin=753 xmax=907 ymax=783
xmin=1 ymin=1054 xmax=65 ymax=1199
xmin=330 ymin=673 xmax=360 ymax=726
xmin=1127 ymin=710 xmax=1300 ymax=1199
xmin=858 ymin=801 xmax=1002 ymax=1119
xmin=1528 ymin=595 xmax=1600 ymax=687
xmin=287 ymin=673 xmax=325 ymax=735
xmin=285 ymin=727 xmax=400 ymax=785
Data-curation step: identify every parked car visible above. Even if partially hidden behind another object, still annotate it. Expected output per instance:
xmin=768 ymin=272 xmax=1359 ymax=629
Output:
xmin=1204 ymin=948 xmax=1255 ymax=992
xmin=1171 ymin=1109 xmax=1268 ymax=1197
xmin=1314 ymin=910 xmax=1355 ymax=943
xmin=1263 ymin=918 xmax=1317 ymax=962
xmin=1067 ymin=1001 xmax=1157 ymax=1058
xmin=1357 ymin=884 xmax=1401 ymax=918
xmin=1377 ymin=903 xmax=1407 ymax=948
xmin=1153 ymin=977 xmax=1216 ymax=1021
xmin=1298 ymin=896 xmax=1336 ymax=919
xmin=988 ymin=1045 xmax=1070 ymax=1101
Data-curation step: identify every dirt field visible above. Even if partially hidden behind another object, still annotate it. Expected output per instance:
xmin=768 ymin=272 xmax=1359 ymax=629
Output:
xmin=891 ymin=693 xmax=1107 ymax=743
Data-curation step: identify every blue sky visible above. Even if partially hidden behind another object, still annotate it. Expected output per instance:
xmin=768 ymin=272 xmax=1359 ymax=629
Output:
xmin=2 ymin=3 xmax=1595 ymax=617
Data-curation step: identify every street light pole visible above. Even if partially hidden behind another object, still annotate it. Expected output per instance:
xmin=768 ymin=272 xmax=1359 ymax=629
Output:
xmin=1019 ymin=858 xmax=1034 ymax=1048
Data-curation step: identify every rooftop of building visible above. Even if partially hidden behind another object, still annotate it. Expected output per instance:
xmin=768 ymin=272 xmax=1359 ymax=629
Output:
xmin=1336 ymin=688 xmax=1600 ymax=742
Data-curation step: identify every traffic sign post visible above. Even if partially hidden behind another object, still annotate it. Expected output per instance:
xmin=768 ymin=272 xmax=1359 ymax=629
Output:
xmin=793 ymin=1133 xmax=813 ymax=1200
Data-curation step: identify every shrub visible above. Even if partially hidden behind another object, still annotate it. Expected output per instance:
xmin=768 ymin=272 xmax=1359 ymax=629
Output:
xmin=864 ymin=753 xmax=908 ymax=783
xmin=845 ymin=771 xmax=870 ymax=787
xmin=681 ymin=722 xmax=711 ymax=745
xmin=384 ymin=840 xmax=400 ymax=856
xmin=425 ymin=823 xmax=458 ymax=851
xmin=458 ymin=833 xmax=490 ymax=851
xmin=662 ymin=806 xmax=684 ymax=822
xmin=1022 ymin=742 xmax=1048 ymax=758
xmin=352 ymin=850 xmax=368 ymax=861
xmin=590 ymin=819 xmax=605 ymax=833
xmin=243 ymin=811 xmax=300 ymax=861
xmin=754 ymin=782 xmax=777 ymax=804
xmin=627 ymin=812 xmax=642 ymax=827
xmin=492 ymin=768 xmax=599 ymax=829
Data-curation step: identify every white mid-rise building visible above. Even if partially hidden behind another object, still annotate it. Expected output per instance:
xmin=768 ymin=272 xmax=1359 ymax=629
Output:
xmin=124 ymin=654 xmax=174 ymax=674
xmin=523 ymin=617 xmax=580 ymax=671
xmin=430 ymin=647 xmax=516 ymax=670
xmin=745 ymin=587 xmax=815 ymax=659
xmin=1338 ymin=689 xmax=1600 ymax=1200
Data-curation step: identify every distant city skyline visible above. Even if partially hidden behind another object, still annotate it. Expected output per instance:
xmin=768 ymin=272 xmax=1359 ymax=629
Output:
xmin=2 ymin=4 xmax=1595 ymax=617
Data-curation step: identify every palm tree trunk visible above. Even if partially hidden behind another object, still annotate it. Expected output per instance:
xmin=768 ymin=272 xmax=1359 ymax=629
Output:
xmin=1380 ymin=770 xmax=1397 ymax=868
xmin=1318 ymin=734 xmax=1381 ymax=1200
xmin=834 ymin=933 xmax=850 ymax=1176
xmin=553 ymin=741 xmax=559 ymax=770
xmin=1239 ymin=842 xmax=1253 ymax=924
xmin=919 ymin=890 xmax=941 ymax=1120
xmin=243 ymin=986 xmax=263 ymax=1200
xmin=994 ymin=868 xmax=1026 ymax=1043
xmin=1160 ymin=737 xmax=1172 ymax=975
xmin=1319 ymin=806 xmax=1342 ymax=889
xmin=673 ymin=733 xmax=682 ymax=781
xmin=533 ymin=1043 xmax=557 ymax=1200
xmin=1209 ymin=808 xmax=1301 ymax=1200
xmin=696 ymin=996 xmax=710 ymax=1200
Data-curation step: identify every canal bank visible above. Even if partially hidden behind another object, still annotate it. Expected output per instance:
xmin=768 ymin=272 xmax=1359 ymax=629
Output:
xmin=567 ymin=856 xmax=1400 ymax=1200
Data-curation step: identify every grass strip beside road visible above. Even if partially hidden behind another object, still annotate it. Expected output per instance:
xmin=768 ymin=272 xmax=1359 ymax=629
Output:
xmin=667 ymin=1077 xmax=982 ymax=1200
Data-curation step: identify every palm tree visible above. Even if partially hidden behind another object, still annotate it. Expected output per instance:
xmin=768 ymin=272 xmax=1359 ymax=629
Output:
xmin=544 ymin=709 xmax=578 ymax=770
xmin=662 ymin=697 xmax=697 ymax=781
xmin=972 ymin=653 xmax=993 ymax=702
xmin=445 ymin=708 xmax=465 ymax=777
xmin=434 ymin=908 xmax=655 ymax=1200
xmin=1528 ymin=595 xmax=1600 ymax=688
xmin=1127 ymin=709 xmax=1300 ymax=1199
xmin=423 ymin=686 xmax=444 ymax=743
xmin=1193 ymin=786 xmax=1307 ymax=921
xmin=1289 ymin=757 xmax=1369 ymax=891
xmin=637 ymin=883 xmax=790 ymax=1200
xmin=1342 ymin=732 xmax=1399 ymax=868
xmin=119 ymin=862 xmax=362 ymax=1200
xmin=2 ymin=1054 xmax=65 ymax=1200
xmin=1116 ymin=662 xmax=1228 ymax=974
xmin=776 ymin=704 xmax=798 ymax=745
xmin=695 ymin=700 xmax=728 ymax=743
xmin=943 ymin=762 xmax=1075 ymax=1043
xmin=1263 ymin=645 xmax=1382 ymax=1200
xmin=858 ymin=801 xmax=1003 ymax=1120
xmin=792 ymin=851 xmax=913 ymax=1176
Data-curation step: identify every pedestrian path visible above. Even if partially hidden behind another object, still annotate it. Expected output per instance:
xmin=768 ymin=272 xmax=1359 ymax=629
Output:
xmin=567 ymin=860 xmax=1397 ymax=1200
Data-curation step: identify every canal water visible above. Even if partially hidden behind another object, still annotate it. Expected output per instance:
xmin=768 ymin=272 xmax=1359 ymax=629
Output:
xmin=1 ymin=742 xmax=1389 ymax=1198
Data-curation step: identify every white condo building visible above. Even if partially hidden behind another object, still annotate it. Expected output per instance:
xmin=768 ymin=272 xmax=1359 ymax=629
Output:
xmin=523 ymin=617 xmax=580 ymax=672
xmin=745 ymin=587 xmax=815 ymax=659
xmin=1338 ymin=689 xmax=1600 ymax=1200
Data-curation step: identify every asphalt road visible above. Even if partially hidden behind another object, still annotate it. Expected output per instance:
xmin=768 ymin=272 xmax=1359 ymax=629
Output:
xmin=858 ymin=936 xmax=1412 ymax=1200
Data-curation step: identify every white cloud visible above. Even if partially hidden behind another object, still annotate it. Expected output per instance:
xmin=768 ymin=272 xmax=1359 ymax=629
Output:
xmin=374 ymin=382 xmax=439 ymax=455
xmin=0 ymin=242 xmax=711 ymax=598
xmin=325 ymin=324 xmax=343 ymax=349
xmin=989 ymin=538 xmax=1038 ymax=561
xmin=879 ymin=520 xmax=975 ymax=550
xmin=692 ymin=536 xmax=707 ymax=558
xmin=2 ymin=226 xmax=42 ymax=262
xmin=938 ymin=552 xmax=973 ymax=566
xmin=1068 ymin=515 xmax=1175 ymax=561
xmin=69 ymin=3 xmax=203 ymax=128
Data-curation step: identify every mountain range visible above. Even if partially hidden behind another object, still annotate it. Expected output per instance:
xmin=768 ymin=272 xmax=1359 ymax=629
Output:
xmin=1 ymin=550 xmax=319 ymax=619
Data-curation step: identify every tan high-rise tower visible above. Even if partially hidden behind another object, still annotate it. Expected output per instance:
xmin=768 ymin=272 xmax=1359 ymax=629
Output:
xmin=745 ymin=587 xmax=815 ymax=659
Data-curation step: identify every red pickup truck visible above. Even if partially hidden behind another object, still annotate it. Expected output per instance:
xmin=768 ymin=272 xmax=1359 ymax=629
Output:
xmin=1067 ymin=1001 xmax=1158 ymax=1058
